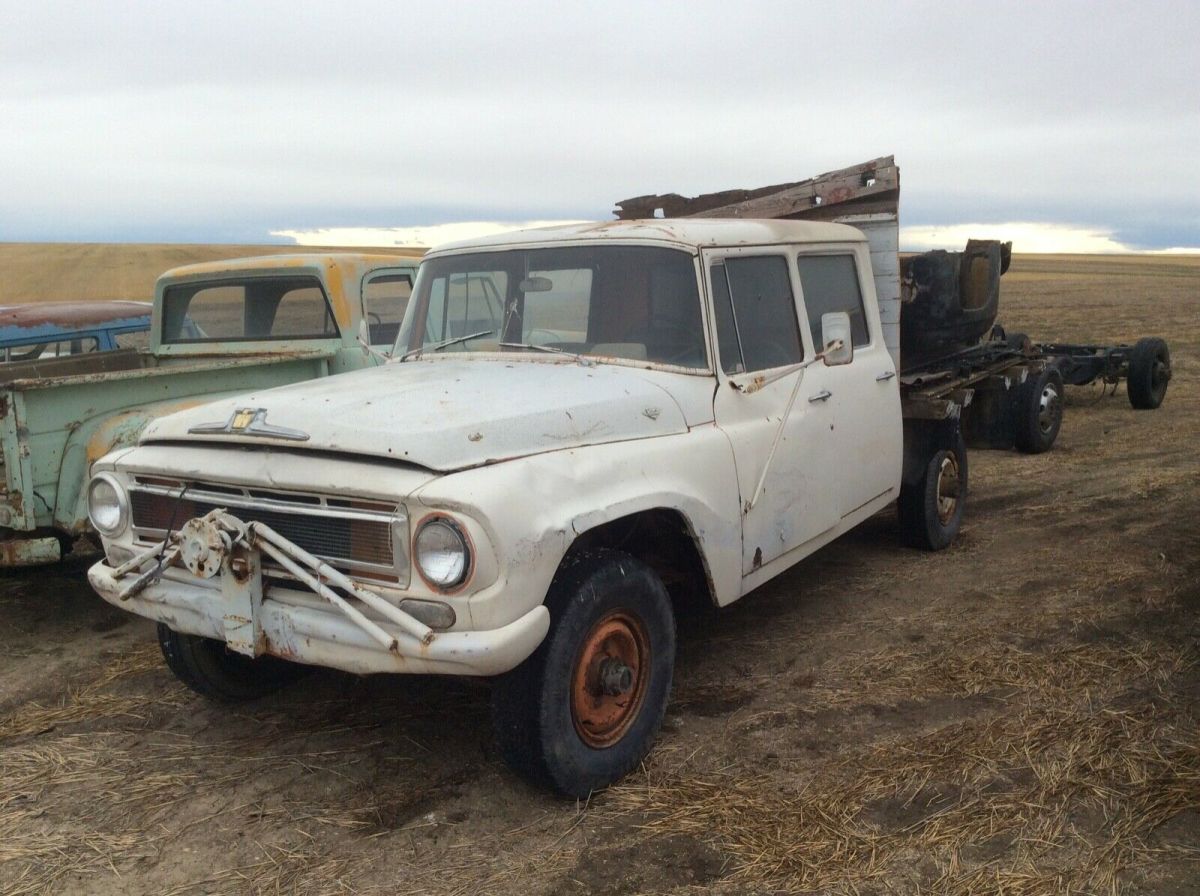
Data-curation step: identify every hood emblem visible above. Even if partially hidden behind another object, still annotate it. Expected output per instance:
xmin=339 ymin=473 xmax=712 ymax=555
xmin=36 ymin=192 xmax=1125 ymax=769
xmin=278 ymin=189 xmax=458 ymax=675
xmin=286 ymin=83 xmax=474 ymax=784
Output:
xmin=188 ymin=407 xmax=310 ymax=442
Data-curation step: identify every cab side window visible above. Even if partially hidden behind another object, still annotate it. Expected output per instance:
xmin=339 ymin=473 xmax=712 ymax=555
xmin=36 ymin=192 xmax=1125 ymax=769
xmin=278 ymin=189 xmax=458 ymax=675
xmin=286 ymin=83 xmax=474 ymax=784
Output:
xmin=711 ymin=256 xmax=804 ymax=375
xmin=363 ymin=272 xmax=413 ymax=346
xmin=796 ymin=254 xmax=870 ymax=348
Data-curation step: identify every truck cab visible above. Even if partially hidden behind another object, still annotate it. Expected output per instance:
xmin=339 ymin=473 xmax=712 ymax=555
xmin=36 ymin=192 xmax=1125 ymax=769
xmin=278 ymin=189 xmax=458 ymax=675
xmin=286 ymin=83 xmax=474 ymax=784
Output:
xmin=0 ymin=253 xmax=419 ymax=565
xmin=86 ymin=221 xmax=964 ymax=796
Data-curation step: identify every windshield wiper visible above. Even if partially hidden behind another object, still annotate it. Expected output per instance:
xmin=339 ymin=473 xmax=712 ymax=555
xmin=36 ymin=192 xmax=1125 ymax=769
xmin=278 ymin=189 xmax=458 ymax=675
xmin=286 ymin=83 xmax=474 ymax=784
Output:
xmin=398 ymin=330 xmax=494 ymax=361
xmin=498 ymin=342 xmax=595 ymax=367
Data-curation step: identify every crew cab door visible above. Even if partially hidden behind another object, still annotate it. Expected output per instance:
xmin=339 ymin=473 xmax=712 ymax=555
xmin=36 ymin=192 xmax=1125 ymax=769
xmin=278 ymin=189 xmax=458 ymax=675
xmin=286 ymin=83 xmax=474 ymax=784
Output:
xmin=707 ymin=249 xmax=841 ymax=575
xmin=794 ymin=248 xmax=901 ymax=519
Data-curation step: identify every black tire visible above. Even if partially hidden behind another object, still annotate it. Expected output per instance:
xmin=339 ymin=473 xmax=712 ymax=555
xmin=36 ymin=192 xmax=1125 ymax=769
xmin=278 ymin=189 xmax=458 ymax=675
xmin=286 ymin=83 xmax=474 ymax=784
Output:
xmin=157 ymin=623 xmax=303 ymax=702
xmin=490 ymin=549 xmax=676 ymax=798
xmin=898 ymin=433 xmax=967 ymax=551
xmin=1127 ymin=337 xmax=1170 ymax=410
xmin=1014 ymin=366 xmax=1064 ymax=454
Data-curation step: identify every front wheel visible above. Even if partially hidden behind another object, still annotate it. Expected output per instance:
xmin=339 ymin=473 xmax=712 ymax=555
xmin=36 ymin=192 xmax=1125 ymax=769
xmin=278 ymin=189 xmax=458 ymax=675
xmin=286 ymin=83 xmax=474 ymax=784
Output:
xmin=157 ymin=623 xmax=304 ymax=702
xmin=898 ymin=433 xmax=967 ymax=551
xmin=491 ymin=549 xmax=676 ymax=798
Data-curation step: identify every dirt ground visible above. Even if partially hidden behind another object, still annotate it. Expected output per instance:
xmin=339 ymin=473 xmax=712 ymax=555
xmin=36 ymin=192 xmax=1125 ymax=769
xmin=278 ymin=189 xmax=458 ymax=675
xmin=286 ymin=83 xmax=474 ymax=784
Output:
xmin=1 ymin=251 xmax=1197 ymax=895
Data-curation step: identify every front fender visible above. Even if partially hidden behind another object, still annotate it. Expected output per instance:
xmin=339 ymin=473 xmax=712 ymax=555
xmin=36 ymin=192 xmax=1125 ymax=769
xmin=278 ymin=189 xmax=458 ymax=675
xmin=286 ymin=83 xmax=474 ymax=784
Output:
xmin=410 ymin=426 xmax=743 ymax=629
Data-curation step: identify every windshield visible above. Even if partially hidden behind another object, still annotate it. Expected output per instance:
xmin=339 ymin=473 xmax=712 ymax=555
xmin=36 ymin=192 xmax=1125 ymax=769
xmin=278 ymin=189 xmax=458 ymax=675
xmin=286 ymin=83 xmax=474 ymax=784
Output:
xmin=395 ymin=245 xmax=708 ymax=369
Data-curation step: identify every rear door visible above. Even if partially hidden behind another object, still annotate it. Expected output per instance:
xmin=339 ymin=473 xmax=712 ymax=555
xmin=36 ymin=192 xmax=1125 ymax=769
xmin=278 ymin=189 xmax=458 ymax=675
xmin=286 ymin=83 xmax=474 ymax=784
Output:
xmin=795 ymin=247 xmax=901 ymax=518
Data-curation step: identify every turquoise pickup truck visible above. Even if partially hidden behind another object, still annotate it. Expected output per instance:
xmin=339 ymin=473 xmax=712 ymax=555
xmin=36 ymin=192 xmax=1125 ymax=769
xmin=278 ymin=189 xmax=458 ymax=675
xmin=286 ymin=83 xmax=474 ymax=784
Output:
xmin=0 ymin=253 xmax=420 ymax=565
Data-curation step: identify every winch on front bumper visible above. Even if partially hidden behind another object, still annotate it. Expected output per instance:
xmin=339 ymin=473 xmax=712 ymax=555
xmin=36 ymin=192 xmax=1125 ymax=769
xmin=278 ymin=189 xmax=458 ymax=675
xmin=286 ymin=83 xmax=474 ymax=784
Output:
xmin=88 ymin=509 xmax=549 ymax=677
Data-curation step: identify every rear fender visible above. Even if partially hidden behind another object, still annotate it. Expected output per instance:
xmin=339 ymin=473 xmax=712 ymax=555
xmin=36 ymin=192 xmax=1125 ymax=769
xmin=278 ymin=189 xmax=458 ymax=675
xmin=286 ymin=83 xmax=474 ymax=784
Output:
xmin=901 ymin=417 xmax=962 ymax=487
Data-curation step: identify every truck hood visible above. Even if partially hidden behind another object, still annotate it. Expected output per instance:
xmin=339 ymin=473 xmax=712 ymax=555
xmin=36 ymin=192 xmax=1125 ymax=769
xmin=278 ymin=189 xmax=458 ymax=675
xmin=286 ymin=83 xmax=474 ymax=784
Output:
xmin=140 ymin=358 xmax=713 ymax=472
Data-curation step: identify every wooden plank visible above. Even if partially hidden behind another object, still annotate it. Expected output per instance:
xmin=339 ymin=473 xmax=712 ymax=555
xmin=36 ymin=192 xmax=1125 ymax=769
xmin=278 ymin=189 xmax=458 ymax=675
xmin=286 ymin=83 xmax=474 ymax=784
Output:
xmin=614 ymin=156 xmax=897 ymax=221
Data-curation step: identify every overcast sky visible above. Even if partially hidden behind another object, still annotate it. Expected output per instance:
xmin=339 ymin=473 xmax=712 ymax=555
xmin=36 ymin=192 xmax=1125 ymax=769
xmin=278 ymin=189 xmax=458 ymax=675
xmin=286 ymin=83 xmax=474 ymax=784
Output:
xmin=2 ymin=1 xmax=1197 ymax=251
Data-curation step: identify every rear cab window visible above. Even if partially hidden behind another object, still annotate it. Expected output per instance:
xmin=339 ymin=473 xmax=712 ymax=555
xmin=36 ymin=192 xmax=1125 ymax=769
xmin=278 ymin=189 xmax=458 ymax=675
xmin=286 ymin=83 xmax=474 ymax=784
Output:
xmin=161 ymin=276 xmax=338 ymax=344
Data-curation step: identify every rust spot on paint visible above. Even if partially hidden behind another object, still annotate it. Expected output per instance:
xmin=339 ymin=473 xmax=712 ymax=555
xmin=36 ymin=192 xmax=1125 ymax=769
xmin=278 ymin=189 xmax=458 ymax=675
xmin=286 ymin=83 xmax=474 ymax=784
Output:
xmin=0 ymin=301 xmax=152 ymax=329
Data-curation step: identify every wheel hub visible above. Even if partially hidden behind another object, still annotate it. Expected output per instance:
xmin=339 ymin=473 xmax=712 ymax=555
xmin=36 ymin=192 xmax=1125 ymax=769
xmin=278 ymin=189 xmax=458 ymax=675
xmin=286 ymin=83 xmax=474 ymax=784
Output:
xmin=935 ymin=454 xmax=960 ymax=525
xmin=599 ymin=657 xmax=634 ymax=696
xmin=1037 ymin=383 xmax=1062 ymax=434
xmin=571 ymin=611 xmax=651 ymax=748
xmin=1153 ymin=359 xmax=1171 ymax=386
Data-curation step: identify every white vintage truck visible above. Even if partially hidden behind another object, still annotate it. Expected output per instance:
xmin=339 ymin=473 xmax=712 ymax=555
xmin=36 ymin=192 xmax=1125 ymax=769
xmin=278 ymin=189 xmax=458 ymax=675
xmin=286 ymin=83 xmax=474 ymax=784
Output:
xmin=86 ymin=219 xmax=970 ymax=796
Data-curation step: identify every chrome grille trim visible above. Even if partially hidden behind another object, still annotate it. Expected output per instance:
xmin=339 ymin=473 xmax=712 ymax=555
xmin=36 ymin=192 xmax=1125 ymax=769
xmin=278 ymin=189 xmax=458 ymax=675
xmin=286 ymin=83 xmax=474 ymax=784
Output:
xmin=127 ymin=478 xmax=408 ymax=583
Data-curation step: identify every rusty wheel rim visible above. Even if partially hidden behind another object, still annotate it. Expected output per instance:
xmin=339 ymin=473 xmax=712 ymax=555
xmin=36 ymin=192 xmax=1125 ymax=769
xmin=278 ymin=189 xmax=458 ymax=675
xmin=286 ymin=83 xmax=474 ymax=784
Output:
xmin=1037 ymin=382 xmax=1062 ymax=435
xmin=935 ymin=454 xmax=961 ymax=525
xmin=571 ymin=611 xmax=651 ymax=748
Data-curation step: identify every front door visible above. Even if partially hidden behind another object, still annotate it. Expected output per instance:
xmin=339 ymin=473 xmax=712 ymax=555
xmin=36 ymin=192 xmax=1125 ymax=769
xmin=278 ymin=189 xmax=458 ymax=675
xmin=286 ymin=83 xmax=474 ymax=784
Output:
xmin=707 ymin=250 xmax=841 ymax=575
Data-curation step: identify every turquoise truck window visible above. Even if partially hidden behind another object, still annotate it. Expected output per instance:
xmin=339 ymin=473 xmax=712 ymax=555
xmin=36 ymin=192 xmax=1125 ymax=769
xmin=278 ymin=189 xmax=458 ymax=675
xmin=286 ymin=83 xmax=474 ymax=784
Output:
xmin=162 ymin=276 xmax=338 ymax=343
xmin=363 ymin=272 xmax=413 ymax=345
xmin=796 ymin=254 xmax=870 ymax=348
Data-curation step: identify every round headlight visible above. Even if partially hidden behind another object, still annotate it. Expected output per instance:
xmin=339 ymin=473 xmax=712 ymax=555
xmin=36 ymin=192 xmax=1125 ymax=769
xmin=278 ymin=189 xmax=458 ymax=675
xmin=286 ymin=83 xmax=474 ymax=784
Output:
xmin=87 ymin=473 xmax=128 ymax=537
xmin=414 ymin=517 xmax=470 ymax=590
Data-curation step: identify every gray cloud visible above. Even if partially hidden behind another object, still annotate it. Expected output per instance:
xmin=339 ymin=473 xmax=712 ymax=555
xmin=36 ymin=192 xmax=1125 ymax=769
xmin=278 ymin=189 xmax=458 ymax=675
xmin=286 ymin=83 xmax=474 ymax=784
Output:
xmin=2 ymin=0 xmax=1197 ymax=246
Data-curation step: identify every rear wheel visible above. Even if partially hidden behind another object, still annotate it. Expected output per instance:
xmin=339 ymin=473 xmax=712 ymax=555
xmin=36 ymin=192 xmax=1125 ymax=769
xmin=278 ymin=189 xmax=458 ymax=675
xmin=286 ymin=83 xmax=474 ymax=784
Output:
xmin=157 ymin=623 xmax=303 ymax=702
xmin=1014 ymin=366 xmax=1064 ymax=454
xmin=898 ymin=433 xmax=967 ymax=551
xmin=1127 ymin=337 xmax=1170 ymax=409
xmin=491 ymin=549 xmax=675 ymax=798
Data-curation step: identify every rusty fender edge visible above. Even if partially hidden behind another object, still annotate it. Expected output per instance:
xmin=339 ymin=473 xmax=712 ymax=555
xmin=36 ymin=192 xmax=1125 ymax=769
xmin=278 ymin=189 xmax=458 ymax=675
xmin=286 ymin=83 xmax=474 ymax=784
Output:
xmin=87 ymin=559 xmax=550 ymax=677
xmin=0 ymin=536 xmax=62 ymax=567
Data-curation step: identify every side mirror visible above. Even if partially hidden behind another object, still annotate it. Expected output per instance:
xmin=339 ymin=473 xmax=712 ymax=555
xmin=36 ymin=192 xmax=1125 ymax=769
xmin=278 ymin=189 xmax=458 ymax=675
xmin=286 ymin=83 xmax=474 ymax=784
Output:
xmin=821 ymin=312 xmax=853 ymax=366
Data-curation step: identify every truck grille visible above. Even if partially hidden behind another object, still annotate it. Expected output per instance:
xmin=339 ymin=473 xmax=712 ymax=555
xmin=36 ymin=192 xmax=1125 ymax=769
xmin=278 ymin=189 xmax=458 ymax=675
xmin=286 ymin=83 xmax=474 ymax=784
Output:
xmin=128 ymin=478 xmax=400 ymax=578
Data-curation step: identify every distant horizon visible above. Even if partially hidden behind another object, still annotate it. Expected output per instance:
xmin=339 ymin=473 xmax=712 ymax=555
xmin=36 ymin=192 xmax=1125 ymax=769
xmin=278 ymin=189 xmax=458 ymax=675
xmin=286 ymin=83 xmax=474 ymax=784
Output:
xmin=4 ymin=219 xmax=1198 ymax=256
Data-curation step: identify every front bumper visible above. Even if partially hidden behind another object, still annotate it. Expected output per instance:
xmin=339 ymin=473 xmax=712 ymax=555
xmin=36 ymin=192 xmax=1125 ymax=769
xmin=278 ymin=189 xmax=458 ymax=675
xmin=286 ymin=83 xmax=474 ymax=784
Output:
xmin=87 ymin=511 xmax=549 ymax=677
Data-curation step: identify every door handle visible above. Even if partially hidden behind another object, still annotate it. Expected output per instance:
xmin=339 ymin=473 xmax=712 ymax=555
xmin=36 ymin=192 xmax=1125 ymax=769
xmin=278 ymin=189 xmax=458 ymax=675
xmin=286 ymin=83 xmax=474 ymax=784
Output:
xmin=876 ymin=370 xmax=896 ymax=382
xmin=808 ymin=390 xmax=832 ymax=403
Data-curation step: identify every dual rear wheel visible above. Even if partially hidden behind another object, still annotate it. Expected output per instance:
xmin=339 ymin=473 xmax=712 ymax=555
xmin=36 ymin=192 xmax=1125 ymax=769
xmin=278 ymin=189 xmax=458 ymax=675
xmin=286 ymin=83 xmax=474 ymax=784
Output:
xmin=898 ymin=432 xmax=967 ymax=551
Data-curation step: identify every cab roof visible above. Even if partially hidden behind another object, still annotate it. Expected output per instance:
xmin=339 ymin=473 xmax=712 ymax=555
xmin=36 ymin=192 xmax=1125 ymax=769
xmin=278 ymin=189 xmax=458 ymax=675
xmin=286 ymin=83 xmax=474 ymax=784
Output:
xmin=0 ymin=300 xmax=151 ymax=332
xmin=157 ymin=252 xmax=423 ymax=283
xmin=429 ymin=218 xmax=866 ymax=255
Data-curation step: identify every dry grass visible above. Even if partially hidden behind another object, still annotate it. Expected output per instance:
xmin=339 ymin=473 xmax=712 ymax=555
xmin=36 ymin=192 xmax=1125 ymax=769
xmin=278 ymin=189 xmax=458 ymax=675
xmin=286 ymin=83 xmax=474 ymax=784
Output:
xmin=0 ymin=643 xmax=167 ymax=740
xmin=609 ymin=635 xmax=1199 ymax=894
xmin=0 ymin=243 xmax=422 ymax=303
xmin=0 ymin=249 xmax=1197 ymax=894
